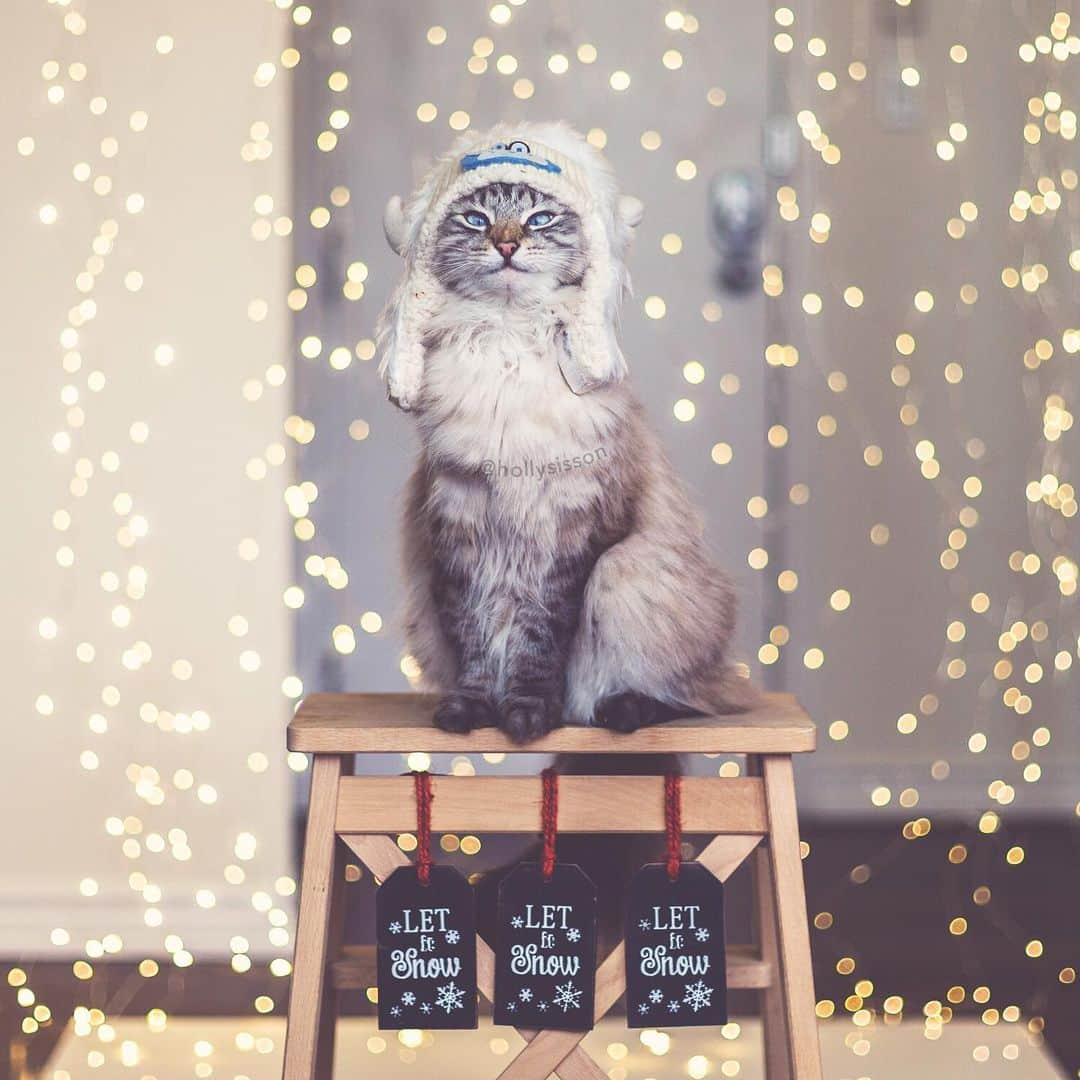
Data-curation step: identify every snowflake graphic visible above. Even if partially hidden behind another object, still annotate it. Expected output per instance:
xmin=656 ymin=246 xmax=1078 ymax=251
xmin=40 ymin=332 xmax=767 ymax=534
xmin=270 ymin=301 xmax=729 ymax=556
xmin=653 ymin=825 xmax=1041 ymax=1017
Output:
xmin=667 ymin=999 xmax=681 ymax=1013
xmin=565 ymin=927 xmax=581 ymax=943
xmin=519 ymin=988 xmax=533 ymax=1002
xmin=552 ymin=981 xmax=583 ymax=1013
xmin=420 ymin=1002 xmax=432 ymax=1014
xmin=435 ymin=980 xmax=467 ymax=1013
xmin=537 ymin=1001 xmax=548 ymax=1012
xmin=638 ymin=1002 xmax=650 ymax=1015
xmin=683 ymin=980 xmax=714 ymax=1013
xmin=506 ymin=1000 xmax=517 ymax=1012
xmin=388 ymin=921 xmax=402 ymax=934
xmin=390 ymin=1005 xmax=401 ymax=1017
xmin=401 ymin=991 xmax=416 ymax=1006
xmin=445 ymin=928 xmax=460 ymax=945
xmin=649 ymin=988 xmax=664 ymax=1004
xmin=695 ymin=927 xmax=711 ymax=943
xmin=511 ymin=915 xmax=524 ymax=929
xmin=638 ymin=918 xmax=651 ymax=931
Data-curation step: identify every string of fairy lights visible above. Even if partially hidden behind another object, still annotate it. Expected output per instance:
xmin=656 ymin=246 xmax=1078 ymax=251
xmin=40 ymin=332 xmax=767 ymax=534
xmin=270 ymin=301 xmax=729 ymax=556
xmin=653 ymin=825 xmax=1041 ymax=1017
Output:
xmin=766 ymin=0 xmax=1079 ymax=1066
xmin=13 ymin=0 xmax=309 ymax=1064
xmin=9 ymin=0 xmax=1079 ymax=1073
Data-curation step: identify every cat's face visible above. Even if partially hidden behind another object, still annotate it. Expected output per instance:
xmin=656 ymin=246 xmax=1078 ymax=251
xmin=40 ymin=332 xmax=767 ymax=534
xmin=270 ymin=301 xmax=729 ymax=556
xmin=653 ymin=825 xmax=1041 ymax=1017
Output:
xmin=432 ymin=182 xmax=586 ymax=304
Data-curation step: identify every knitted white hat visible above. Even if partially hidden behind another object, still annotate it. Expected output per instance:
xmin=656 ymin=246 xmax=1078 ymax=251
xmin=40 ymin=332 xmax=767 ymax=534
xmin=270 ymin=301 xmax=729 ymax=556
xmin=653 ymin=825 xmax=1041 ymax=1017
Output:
xmin=377 ymin=121 xmax=644 ymax=410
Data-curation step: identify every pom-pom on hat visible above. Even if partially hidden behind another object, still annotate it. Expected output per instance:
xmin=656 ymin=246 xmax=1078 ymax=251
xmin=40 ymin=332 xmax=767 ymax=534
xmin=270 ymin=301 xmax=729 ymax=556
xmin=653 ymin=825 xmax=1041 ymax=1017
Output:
xmin=377 ymin=121 xmax=644 ymax=410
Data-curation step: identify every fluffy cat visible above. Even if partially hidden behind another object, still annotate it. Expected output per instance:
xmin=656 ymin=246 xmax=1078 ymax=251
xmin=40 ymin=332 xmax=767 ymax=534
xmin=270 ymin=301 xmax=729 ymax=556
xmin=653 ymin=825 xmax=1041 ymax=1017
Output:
xmin=379 ymin=124 xmax=753 ymax=742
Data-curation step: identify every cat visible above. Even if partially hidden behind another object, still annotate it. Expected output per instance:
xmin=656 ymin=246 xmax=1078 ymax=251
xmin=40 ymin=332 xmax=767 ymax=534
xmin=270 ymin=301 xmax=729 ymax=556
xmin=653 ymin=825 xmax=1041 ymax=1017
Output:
xmin=380 ymin=128 xmax=753 ymax=743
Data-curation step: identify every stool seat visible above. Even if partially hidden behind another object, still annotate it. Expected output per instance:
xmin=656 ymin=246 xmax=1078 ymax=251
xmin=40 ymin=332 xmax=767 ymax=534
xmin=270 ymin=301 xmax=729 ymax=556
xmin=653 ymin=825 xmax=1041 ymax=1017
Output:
xmin=287 ymin=690 xmax=815 ymax=755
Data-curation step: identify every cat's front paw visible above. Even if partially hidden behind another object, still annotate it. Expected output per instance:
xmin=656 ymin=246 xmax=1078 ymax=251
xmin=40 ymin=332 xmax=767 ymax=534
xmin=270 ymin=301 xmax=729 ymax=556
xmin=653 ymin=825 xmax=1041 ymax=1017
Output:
xmin=433 ymin=691 xmax=498 ymax=734
xmin=498 ymin=694 xmax=562 ymax=744
xmin=594 ymin=691 xmax=659 ymax=733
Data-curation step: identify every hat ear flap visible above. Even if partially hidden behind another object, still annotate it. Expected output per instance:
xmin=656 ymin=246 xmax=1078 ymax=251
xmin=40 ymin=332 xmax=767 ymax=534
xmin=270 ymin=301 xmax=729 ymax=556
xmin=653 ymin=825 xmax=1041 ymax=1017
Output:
xmin=557 ymin=307 xmax=628 ymax=394
xmin=555 ymin=213 xmax=630 ymax=394
xmin=376 ymin=266 xmax=442 ymax=411
xmin=377 ymin=195 xmax=442 ymax=408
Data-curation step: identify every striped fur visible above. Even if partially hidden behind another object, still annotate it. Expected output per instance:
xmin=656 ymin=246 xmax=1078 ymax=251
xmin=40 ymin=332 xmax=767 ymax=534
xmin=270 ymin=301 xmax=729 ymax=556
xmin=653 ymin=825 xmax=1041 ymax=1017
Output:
xmin=432 ymin=183 xmax=586 ymax=303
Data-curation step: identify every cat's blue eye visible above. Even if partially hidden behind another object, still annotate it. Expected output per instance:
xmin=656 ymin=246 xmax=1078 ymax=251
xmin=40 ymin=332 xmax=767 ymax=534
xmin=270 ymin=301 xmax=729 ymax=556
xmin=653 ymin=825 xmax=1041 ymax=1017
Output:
xmin=526 ymin=211 xmax=555 ymax=228
xmin=508 ymin=140 xmax=530 ymax=154
xmin=462 ymin=211 xmax=490 ymax=229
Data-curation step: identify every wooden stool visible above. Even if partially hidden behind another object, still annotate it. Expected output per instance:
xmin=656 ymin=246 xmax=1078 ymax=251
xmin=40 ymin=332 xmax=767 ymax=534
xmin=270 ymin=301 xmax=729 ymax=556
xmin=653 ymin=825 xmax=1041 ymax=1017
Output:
xmin=282 ymin=692 xmax=822 ymax=1079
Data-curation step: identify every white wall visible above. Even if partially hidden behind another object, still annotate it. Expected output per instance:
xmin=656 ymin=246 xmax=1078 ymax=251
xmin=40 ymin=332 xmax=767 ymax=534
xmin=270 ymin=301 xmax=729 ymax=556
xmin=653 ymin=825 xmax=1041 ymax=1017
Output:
xmin=0 ymin=1 xmax=294 ymax=958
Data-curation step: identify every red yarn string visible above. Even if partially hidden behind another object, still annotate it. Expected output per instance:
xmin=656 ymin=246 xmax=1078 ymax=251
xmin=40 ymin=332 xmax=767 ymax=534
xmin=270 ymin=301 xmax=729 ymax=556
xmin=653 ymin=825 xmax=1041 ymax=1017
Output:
xmin=541 ymin=768 xmax=558 ymax=881
xmin=665 ymin=772 xmax=683 ymax=881
xmin=414 ymin=770 xmax=434 ymax=886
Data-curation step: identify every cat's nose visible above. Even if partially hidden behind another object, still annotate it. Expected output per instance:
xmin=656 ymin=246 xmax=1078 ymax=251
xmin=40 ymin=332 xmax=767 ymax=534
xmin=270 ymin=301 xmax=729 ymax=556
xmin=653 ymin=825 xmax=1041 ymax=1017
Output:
xmin=496 ymin=240 xmax=519 ymax=261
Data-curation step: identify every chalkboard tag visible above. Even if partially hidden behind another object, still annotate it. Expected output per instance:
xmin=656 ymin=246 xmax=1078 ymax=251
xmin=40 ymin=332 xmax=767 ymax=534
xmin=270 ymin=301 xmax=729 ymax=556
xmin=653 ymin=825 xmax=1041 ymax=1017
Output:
xmin=376 ymin=864 xmax=478 ymax=1029
xmin=624 ymin=862 xmax=727 ymax=1027
xmin=493 ymin=862 xmax=598 ymax=1031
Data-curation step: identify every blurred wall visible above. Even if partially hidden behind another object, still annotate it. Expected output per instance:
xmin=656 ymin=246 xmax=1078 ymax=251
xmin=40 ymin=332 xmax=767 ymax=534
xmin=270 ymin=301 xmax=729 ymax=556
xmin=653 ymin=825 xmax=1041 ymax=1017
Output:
xmin=1 ymin=2 xmax=294 ymax=956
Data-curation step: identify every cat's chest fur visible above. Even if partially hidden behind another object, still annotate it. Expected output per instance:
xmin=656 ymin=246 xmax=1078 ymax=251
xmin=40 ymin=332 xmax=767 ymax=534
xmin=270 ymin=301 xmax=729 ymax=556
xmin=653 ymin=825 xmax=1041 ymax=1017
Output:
xmin=421 ymin=314 xmax=614 ymax=460
xmin=417 ymin=311 xmax=620 ymax=540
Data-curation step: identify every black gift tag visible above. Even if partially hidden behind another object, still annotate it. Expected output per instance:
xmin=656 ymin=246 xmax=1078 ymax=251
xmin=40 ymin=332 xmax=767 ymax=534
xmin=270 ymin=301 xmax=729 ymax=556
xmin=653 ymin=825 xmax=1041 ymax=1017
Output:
xmin=624 ymin=862 xmax=727 ymax=1027
xmin=493 ymin=863 xmax=597 ymax=1031
xmin=376 ymin=865 xmax=478 ymax=1029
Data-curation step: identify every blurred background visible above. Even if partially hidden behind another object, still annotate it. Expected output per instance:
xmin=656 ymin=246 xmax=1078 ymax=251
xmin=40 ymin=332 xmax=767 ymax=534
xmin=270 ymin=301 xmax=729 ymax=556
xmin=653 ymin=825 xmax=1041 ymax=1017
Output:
xmin=2 ymin=0 xmax=1078 ymax=1076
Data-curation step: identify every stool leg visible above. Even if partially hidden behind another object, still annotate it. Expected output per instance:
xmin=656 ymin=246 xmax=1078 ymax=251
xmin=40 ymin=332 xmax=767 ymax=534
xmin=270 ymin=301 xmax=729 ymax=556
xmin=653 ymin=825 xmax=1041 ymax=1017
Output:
xmin=283 ymin=753 xmax=353 ymax=1080
xmin=749 ymin=755 xmax=791 ymax=1079
xmin=314 ymin=831 xmax=350 ymax=1076
xmin=753 ymin=831 xmax=792 ymax=1079
xmin=762 ymin=755 xmax=822 ymax=1080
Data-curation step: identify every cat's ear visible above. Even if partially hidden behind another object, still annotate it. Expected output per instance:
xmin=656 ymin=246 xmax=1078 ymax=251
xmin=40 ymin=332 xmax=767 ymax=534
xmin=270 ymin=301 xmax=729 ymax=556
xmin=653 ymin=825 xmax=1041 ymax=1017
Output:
xmin=383 ymin=195 xmax=408 ymax=255
xmin=618 ymin=194 xmax=645 ymax=229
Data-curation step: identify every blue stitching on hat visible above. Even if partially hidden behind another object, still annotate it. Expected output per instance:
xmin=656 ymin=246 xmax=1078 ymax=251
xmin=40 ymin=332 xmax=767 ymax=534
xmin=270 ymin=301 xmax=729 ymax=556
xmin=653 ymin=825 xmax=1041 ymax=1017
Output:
xmin=460 ymin=151 xmax=562 ymax=174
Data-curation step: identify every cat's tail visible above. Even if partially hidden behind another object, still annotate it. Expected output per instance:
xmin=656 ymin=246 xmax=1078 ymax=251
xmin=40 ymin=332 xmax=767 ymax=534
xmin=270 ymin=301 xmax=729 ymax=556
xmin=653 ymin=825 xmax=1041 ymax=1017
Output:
xmin=693 ymin=662 xmax=761 ymax=715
